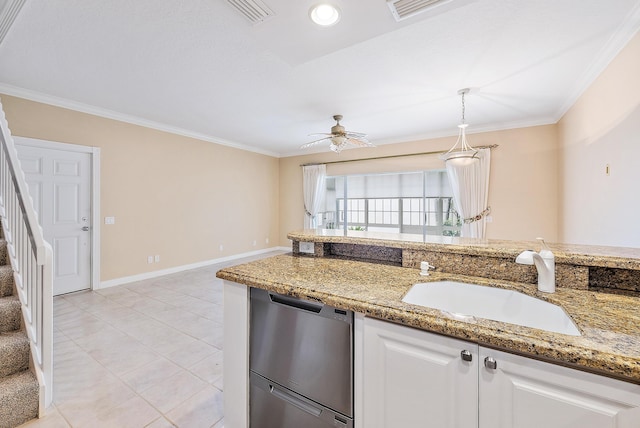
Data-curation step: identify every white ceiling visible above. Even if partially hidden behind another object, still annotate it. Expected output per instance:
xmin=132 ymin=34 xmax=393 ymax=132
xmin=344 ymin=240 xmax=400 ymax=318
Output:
xmin=0 ymin=0 xmax=639 ymax=157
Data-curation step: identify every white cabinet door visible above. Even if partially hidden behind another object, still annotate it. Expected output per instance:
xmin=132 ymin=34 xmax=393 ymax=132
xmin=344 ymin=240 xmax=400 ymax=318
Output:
xmin=479 ymin=347 xmax=640 ymax=428
xmin=363 ymin=317 xmax=478 ymax=428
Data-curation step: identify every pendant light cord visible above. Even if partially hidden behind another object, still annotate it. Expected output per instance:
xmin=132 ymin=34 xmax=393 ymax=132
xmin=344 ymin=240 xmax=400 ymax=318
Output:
xmin=461 ymin=90 xmax=466 ymax=125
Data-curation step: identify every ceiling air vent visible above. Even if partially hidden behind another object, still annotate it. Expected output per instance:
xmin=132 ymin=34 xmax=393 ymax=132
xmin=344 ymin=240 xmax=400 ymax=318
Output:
xmin=225 ymin=0 xmax=275 ymax=25
xmin=387 ymin=0 xmax=451 ymax=22
xmin=0 ymin=0 xmax=26 ymax=45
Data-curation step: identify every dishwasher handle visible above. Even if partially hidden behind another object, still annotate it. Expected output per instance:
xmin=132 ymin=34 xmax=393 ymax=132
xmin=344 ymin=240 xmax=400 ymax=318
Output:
xmin=269 ymin=383 xmax=322 ymax=417
xmin=269 ymin=293 xmax=323 ymax=313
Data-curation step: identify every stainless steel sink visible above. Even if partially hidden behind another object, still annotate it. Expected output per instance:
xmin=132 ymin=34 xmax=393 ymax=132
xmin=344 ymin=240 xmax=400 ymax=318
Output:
xmin=402 ymin=281 xmax=581 ymax=336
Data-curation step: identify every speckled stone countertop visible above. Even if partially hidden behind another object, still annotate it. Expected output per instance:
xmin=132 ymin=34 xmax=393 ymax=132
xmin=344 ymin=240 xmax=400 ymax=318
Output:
xmin=288 ymin=229 xmax=640 ymax=269
xmin=216 ymin=253 xmax=640 ymax=384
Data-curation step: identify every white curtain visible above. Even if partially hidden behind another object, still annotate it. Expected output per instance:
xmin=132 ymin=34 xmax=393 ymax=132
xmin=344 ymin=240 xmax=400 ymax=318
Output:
xmin=303 ymin=164 xmax=326 ymax=229
xmin=445 ymin=148 xmax=491 ymax=238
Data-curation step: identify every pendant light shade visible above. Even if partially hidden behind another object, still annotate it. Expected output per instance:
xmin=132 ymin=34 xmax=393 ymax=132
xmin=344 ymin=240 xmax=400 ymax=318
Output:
xmin=441 ymin=88 xmax=479 ymax=165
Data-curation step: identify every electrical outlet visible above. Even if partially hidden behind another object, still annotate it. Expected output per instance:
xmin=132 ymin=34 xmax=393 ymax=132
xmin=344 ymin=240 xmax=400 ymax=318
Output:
xmin=265 ymin=238 xmax=269 ymax=244
xmin=154 ymin=255 xmax=160 ymax=263
xmin=299 ymin=242 xmax=315 ymax=254
xmin=105 ymin=216 xmax=115 ymax=224
xmin=252 ymin=240 xmax=257 ymax=246
xmin=147 ymin=256 xmax=153 ymax=264
xmin=219 ymin=244 xmax=224 ymax=251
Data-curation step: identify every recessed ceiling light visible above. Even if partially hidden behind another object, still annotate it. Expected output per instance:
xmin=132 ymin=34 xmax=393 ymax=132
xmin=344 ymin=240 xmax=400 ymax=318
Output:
xmin=309 ymin=4 xmax=341 ymax=27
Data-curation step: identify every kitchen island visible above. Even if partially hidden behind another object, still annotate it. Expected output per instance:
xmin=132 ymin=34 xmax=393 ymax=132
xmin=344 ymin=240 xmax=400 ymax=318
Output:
xmin=216 ymin=233 xmax=640 ymax=427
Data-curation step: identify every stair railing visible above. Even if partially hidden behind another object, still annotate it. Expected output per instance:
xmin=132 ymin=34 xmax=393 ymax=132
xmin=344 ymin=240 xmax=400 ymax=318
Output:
xmin=0 ymin=99 xmax=53 ymax=414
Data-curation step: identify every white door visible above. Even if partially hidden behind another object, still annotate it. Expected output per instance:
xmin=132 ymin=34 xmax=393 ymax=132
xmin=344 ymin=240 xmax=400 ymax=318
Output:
xmin=362 ymin=317 xmax=478 ymax=428
xmin=479 ymin=347 xmax=640 ymax=428
xmin=16 ymin=144 xmax=92 ymax=295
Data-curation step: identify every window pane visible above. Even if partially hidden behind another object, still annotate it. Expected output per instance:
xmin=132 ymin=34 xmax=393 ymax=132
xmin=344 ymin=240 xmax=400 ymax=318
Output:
xmin=327 ymin=172 xmax=460 ymax=236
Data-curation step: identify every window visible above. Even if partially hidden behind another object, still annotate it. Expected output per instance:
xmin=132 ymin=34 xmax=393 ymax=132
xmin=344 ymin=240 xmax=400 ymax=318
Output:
xmin=320 ymin=171 xmax=462 ymax=237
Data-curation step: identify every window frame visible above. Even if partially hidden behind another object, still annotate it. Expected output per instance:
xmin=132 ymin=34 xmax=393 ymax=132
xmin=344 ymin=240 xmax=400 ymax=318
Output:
xmin=322 ymin=171 xmax=461 ymax=238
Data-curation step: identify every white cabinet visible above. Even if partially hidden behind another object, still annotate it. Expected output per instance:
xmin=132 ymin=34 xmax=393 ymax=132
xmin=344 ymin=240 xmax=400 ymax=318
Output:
xmin=362 ymin=317 xmax=478 ymax=427
xmin=223 ymin=280 xmax=250 ymax=428
xmin=362 ymin=317 xmax=640 ymax=428
xmin=479 ymin=348 xmax=640 ymax=428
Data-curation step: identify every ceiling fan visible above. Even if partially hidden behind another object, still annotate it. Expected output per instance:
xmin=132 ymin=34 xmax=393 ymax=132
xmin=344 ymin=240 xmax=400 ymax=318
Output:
xmin=300 ymin=115 xmax=374 ymax=153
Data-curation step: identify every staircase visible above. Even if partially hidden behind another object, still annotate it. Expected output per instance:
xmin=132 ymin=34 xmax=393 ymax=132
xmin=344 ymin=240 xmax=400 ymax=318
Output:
xmin=0 ymin=224 xmax=39 ymax=428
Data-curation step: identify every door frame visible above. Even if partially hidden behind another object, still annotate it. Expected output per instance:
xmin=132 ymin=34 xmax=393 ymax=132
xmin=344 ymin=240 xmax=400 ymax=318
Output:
xmin=14 ymin=136 xmax=101 ymax=292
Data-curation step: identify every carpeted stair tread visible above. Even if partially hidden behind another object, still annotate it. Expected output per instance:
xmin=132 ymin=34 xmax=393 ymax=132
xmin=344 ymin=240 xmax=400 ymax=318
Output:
xmin=0 ymin=222 xmax=39 ymax=426
xmin=0 ymin=265 xmax=14 ymax=298
xmin=0 ymin=331 xmax=30 ymax=378
xmin=0 ymin=239 xmax=7 ymax=266
xmin=0 ymin=295 xmax=21 ymax=333
xmin=0 ymin=370 xmax=39 ymax=428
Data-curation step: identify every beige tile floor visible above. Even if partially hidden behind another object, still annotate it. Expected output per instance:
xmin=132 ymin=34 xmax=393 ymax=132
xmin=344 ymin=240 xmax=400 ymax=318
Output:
xmin=19 ymin=251 xmax=285 ymax=428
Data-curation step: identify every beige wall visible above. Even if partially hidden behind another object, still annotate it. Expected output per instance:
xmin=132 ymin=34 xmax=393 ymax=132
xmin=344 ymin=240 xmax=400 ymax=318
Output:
xmin=1 ymin=94 xmax=280 ymax=281
xmin=558 ymin=32 xmax=640 ymax=247
xmin=280 ymin=31 xmax=640 ymax=249
xmin=278 ymin=124 xmax=559 ymax=246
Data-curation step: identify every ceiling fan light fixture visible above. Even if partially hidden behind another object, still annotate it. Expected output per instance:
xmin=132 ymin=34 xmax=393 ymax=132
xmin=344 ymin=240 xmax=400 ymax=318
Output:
xmin=309 ymin=4 xmax=341 ymax=26
xmin=300 ymin=114 xmax=373 ymax=153
xmin=329 ymin=143 xmax=342 ymax=153
xmin=441 ymin=88 xmax=479 ymax=165
xmin=330 ymin=135 xmax=347 ymax=153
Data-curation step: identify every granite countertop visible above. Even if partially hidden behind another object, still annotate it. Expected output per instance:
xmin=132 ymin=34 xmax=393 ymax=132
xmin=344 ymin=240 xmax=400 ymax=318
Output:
xmin=288 ymin=229 xmax=640 ymax=269
xmin=216 ymin=253 xmax=640 ymax=384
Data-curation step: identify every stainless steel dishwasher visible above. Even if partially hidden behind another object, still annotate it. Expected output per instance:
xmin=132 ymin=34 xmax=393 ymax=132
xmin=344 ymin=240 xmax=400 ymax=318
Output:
xmin=249 ymin=287 xmax=354 ymax=428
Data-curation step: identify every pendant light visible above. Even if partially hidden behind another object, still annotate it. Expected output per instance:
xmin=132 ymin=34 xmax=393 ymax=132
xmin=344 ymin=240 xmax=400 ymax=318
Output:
xmin=441 ymin=88 xmax=479 ymax=165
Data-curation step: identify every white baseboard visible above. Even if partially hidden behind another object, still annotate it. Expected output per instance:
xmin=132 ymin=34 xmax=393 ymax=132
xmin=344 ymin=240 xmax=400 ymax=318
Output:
xmin=98 ymin=246 xmax=290 ymax=289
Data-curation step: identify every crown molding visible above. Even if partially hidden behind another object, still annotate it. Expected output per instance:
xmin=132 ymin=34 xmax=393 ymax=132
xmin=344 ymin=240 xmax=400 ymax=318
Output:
xmin=554 ymin=3 xmax=640 ymax=121
xmin=0 ymin=83 xmax=281 ymax=158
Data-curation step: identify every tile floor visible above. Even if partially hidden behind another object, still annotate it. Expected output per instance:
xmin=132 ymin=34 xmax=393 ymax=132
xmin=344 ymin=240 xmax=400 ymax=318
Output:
xmin=19 ymin=251 xmax=285 ymax=428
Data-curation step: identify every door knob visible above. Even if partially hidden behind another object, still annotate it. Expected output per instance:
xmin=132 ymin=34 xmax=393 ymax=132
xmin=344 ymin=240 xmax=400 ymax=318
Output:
xmin=82 ymin=226 xmax=90 ymax=231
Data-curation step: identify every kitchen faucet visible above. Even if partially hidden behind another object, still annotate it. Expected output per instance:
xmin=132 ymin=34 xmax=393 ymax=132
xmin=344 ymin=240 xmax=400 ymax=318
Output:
xmin=515 ymin=238 xmax=555 ymax=293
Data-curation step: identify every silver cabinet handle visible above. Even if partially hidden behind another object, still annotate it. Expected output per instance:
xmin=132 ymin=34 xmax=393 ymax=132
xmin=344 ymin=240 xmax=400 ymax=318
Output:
xmin=82 ymin=226 xmax=90 ymax=231
xmin=460 ymin=350 xmax=473 ymax=362
xmin=484 ymin=356 xmax=497 ymax=370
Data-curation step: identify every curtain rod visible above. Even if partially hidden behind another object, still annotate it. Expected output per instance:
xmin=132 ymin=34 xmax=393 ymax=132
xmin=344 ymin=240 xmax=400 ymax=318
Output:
xmin=300 ymin=144 xmax=498 ymax=166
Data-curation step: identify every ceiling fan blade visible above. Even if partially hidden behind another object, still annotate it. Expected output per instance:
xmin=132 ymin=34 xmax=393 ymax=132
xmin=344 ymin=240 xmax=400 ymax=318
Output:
xmin=346 ymin=134 xmax=370 ymax=143
xmin=347 ymin=137 xmax=375 ymax=147
xmin=300 ymin=136 xmax=332 ymax=149
xmin=345 ymin=131 xmax=367 ymax=138
xmin=307 ymin=133 xmax=333 ymax=137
